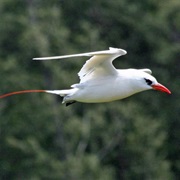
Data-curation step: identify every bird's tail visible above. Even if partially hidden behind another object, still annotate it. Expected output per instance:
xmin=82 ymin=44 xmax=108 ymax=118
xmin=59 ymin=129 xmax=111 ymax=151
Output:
xmin=0 ymin=89 xmax=75 ymax=105
xmin=45 ymin=90 xmax=74 ymax=97
xmin=0 ymin=90 xmax=46 ymax=99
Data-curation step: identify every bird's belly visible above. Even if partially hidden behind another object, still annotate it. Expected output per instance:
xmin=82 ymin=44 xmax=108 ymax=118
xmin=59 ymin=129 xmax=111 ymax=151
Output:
xmin=73 ymin=81 xmax=135 ymax=103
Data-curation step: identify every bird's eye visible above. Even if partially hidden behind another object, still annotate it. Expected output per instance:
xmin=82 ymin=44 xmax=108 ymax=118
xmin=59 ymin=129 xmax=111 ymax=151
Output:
xmin=144 ymin=78 xmax=152 ymax=85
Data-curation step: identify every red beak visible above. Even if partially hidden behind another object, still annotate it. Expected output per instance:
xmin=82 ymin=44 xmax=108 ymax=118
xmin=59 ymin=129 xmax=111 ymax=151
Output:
xmin=152 ymin=83 xmax=171 ymax=94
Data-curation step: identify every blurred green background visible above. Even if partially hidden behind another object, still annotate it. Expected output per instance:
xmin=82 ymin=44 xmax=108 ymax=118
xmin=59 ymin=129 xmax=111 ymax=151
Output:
xmin=0 ymin=0 xmax=179 ymax=179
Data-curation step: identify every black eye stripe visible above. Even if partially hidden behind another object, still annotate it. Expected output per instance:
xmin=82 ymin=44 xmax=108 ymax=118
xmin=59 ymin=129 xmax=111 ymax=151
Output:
xmin=144 ymin=78 xmax=152 ymax=85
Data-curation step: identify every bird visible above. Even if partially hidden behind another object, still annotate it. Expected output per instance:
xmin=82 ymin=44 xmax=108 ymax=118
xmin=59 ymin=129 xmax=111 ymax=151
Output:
xmin=0 ymin=47 xmax=171 ymax=106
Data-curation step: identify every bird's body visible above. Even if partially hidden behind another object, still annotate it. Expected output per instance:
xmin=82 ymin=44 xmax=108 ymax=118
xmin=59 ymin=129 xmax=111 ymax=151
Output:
xmin=0 ymin=47 xmax=171 ymax=105
xmin=47 ymin=69 xmax=154 ymax=104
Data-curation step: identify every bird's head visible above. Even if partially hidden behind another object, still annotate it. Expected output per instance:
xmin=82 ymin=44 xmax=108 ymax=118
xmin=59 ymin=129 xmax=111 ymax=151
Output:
xmin=137 ymin=69 xmax=171 ymax=94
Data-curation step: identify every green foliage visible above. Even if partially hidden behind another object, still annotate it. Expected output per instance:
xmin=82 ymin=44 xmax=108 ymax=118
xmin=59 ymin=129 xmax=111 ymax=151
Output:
xmin=0 ymin=0 xmax=179 ymax=179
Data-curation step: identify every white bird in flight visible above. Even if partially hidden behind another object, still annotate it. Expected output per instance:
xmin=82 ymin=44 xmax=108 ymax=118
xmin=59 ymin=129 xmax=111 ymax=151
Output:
xmin=0 ymin=47 xmax=171 ymax=106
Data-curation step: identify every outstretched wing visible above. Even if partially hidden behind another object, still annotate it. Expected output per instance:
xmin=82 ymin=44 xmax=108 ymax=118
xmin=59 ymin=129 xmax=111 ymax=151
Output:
xmin=78 ymin=48 xmax=126 ymax=82
xmin=33 ymin=47 xmax=127 ymax=82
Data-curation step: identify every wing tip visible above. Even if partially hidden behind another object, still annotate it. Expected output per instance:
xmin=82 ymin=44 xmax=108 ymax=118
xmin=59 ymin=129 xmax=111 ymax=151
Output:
xmin=109 ymin=47 xmax=127 ymax=55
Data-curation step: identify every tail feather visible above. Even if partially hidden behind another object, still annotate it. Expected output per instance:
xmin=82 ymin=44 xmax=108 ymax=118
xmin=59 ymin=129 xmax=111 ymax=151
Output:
xmin=45 ymin=89 xmax=74 ymax=97
xmin=0 ymin=89 xmax=76 ymax=105
xmin=46 ymin=89 xmax=76 ymax=105
xmin=0 ymin=89 xmax=74 ymax=99
xmin=0 ymin=90 xmax=46 ymax=99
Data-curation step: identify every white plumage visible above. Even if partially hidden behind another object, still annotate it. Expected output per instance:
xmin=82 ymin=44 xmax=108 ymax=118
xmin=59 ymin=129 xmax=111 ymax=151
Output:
xmin=0 ymin=47 xmax=171 ymax=105
xmin=33 ymin=47 xmax=171 ymax=105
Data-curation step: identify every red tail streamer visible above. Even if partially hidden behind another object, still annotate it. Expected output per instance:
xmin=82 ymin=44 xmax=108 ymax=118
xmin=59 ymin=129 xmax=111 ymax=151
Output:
xmin=0 ymin=90 xmax=46 ymax=98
